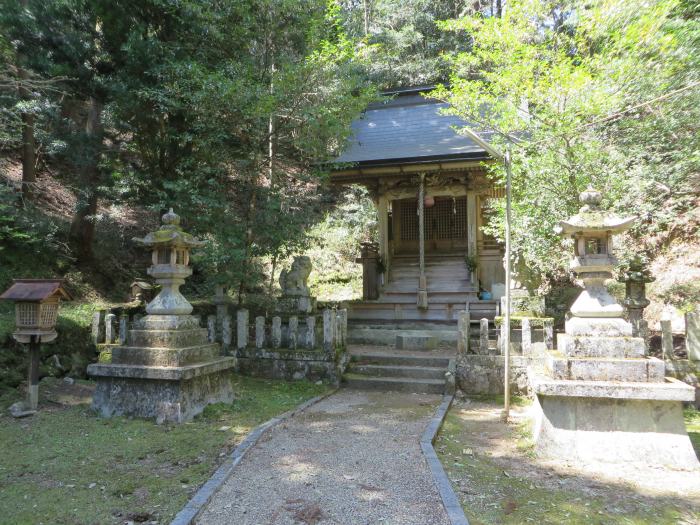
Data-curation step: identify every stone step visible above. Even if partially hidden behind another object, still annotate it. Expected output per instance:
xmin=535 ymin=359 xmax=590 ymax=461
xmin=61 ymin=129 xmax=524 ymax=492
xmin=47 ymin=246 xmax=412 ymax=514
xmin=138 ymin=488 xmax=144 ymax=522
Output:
xmin=351 ymin=352 xmax=451 ymax=368
xmin=349 ymin=364 xmax=447 ymax=380
xmin=342 ymin=375 xmax=446 ymax=394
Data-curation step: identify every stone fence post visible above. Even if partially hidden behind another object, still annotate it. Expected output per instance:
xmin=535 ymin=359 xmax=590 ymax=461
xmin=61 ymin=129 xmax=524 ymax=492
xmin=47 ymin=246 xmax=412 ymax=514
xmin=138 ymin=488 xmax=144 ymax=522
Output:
xmin=661 ymin=319 xmax=674 ymax=360
xmin=255 ymin=316 xmax=266 ymax=349
xmin=237 ymin=309 xmax=249 ymax=350
xmin=480 ymin=318 xmax=489 ymax=355
xmin=521 ymin=317 xmax=532 ymax=355
xmin=457 ymin=311 xmax=469 ymax=355
xmin=544 ymin=320 xmax=554 ymax=350
xmin=105 ymin=313 xmax=116 ymax=344
xmin=336 ymin=309 xmax=348 ymax=350
xmin=222 ymin=315 xmax=232 ymax=353
xmin=271 ymin=316 xmax=282 ymax=349
xmin=323 ymin=309 xmax=335 ymax=354
xmin=118 ymin=314 xmax=128 ymax=345
xmin=306 ymin=316 xmax=316 ymax=350
xmin=288 ymin=316 xmax=298 ymax=349
xmin=91 ymin=311 xmax=105 ymax=345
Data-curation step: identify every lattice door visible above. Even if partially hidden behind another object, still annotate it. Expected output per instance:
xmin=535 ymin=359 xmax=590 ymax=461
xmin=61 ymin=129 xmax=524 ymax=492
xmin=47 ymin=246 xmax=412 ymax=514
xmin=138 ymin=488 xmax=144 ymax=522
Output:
xmin=395 ymin=197 xmax=467 ymax=252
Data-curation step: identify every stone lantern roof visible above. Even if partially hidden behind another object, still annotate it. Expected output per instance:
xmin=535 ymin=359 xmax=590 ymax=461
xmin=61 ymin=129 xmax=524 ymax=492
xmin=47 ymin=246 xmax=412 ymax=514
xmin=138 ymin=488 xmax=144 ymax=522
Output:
xmin=133 ymin=208 xmax=205 ymax=249
xmin=558 ymin=187 xmax=634 ymax=235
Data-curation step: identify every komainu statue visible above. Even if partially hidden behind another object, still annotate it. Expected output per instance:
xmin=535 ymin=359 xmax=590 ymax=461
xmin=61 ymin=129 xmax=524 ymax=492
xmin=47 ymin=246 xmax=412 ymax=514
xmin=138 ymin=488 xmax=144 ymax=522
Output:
xmin=279 ymin=256 xmax=312 ymax=297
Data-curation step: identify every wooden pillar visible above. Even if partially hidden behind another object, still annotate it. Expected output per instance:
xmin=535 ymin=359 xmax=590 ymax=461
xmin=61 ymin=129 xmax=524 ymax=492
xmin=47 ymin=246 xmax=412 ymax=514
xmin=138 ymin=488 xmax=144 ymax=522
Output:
xmin=28 ymin=335 xmax=40 ymax=410
xmin=377 ymin=195 xmax=390 ymax=278
xmin=417 ymin=174 xmax=428 ymax=309
xmin=466 ymin=192 xmax=478 ymax=286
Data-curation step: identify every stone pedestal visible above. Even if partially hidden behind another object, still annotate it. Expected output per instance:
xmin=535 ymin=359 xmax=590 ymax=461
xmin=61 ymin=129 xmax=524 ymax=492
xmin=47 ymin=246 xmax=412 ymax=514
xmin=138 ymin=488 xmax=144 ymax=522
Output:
xmin=533 ymin=188 xmax=698 ymax=470
xmin=88 ymin=315 xmax=235 ymax=424
xmin=277 ymin=294 xmax=316 ymax=314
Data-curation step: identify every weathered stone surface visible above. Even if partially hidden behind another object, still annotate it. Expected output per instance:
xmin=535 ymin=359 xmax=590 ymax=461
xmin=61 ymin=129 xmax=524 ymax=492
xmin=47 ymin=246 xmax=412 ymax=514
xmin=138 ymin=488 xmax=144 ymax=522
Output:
xmin=457 ymin=312 xmax=469 ymax=355
xmin=546 ymin=354 xmax=665 ymax=382
xmin=128 ymin=327 xmax=209 ymax=348
xmin=305 ymin=316 xmax=316 ymax=349
xmin=118 ymin=315 xmax=128 ymax=345
xmin=456 ymin=354 xmax=535 ymax=395
xmin=271 ymin=317 xmax=282 ymax=349
xmin=221 ymin=315 xmax=232 ymax=351
xmin=532 ymin=392 xmax=699 ymax=469
xmin=565 ymin=316 xmax=633 ymax=337
xmin=236 ymin=347 xmax=347 ymax=385
xmin=91 ymin=311 xmax=105 ymax=344
xmin=557 ymin=333 xmax=645 ymax=358
xmin=396 ymin=334 xmax=438 ymax=351
xmin=90 ymin=363 xmax=234 ymax=424
xmin=105 ymin=313 xmax=116 ymax=344
xmin=544 ymin=320 xmax=554 ymax=350
xmin=111 ymin=343 xmax=220 ymax=367
xmin=288 ymin=316 xmax=298 ymax=349
xmin=479 ymin=318 xmax=489 ymax=355
xmin=135 ymin=314 xmax=200 ymax=331
xmin=521 ymin=318 xmax=532 ymax=355
xmin=207 ymin=315 xmax=216 ymax=343
xmin=255 ymin=316 xmax=266 ymax=348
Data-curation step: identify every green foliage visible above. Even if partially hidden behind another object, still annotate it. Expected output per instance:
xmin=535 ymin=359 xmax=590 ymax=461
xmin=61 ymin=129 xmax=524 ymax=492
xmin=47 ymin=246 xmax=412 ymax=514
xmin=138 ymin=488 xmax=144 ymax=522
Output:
xmin=434 ymin=0 xmax=700 ymax=290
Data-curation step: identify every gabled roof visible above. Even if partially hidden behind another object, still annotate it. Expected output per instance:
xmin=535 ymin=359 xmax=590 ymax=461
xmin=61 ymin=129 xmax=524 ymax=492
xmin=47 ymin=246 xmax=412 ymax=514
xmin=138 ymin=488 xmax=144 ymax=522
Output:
xmin=333 ymin=88 xmax=492 ymax=168
xmin=0 ymin=279 xmax=72 ymax=302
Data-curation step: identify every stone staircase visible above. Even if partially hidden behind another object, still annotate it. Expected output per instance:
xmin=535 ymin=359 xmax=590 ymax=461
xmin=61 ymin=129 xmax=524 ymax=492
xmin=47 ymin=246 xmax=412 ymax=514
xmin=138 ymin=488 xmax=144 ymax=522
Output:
xmin=343 ymin=349 xmax=452 ymax=394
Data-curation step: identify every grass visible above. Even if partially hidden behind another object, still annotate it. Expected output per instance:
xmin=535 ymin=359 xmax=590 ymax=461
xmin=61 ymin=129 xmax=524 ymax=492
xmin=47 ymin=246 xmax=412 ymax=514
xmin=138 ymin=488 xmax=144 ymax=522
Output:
xmin=0 ymin=375 xmax=329 ymax=525
xmin=436 ymin=399 xmax=699 ymax=525
xmin=686 ymin=406 xmax=700 ymax=454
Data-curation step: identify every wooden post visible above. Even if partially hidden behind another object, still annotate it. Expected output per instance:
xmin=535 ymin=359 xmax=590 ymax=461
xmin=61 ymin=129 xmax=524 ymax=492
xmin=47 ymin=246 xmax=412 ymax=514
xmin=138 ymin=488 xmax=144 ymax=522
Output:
xmin=28 ymin=335 xmax=40 ymax=410
xmin=377 ymin=195 xmax=390 ymax=279
xmin=466 ymin=193 xmax=477 ymax=286
xmin=417 ymin=173 xmax=428 ymax=309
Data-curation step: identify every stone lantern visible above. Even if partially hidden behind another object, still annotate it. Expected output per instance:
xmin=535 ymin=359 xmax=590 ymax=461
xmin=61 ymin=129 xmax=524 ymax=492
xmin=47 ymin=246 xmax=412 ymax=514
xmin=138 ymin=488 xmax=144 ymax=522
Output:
xmin=531 ymin=187 xmax=698 ymax=469
xmin=88 ymin=209 xmax=235 ymax=423
xmin=135 ymin=208 xmax=204 ymax=315
xmin=0 ymin=279 xmax=72 ymax=415
xmin=620 ymin=256 xmax=655 ymax=340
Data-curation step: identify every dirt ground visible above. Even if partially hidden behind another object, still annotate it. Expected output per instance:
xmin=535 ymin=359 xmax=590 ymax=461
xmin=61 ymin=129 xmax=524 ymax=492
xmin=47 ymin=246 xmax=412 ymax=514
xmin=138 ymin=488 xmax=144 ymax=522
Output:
xmin=437 ymin=396 xmax=700 ymax=525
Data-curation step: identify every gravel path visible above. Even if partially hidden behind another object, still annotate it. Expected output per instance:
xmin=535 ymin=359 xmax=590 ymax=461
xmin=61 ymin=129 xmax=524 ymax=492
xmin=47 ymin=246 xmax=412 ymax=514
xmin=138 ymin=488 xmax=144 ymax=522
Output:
xmin=196 ymin=390 xmax=450 ymax=525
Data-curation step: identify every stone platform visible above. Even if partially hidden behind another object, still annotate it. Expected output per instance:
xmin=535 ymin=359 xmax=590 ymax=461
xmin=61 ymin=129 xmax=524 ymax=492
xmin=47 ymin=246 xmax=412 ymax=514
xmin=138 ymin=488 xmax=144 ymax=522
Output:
xmin=532 ymin=374 xmax=699 ymax=469
xmin=88 ymin=314 xmax=235 ymax=423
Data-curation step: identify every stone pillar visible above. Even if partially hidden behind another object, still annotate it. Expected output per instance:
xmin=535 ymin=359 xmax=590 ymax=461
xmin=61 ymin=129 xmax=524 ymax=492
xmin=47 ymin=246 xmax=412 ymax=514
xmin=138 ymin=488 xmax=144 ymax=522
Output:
xmin=498 ymin=320 xmax=507 ymax=355
xmin=417 ymin=173 xmax=428 ymax=309
xmin=237 ymin=309 xmax=249 ymax=350
xmin=336 ymin=309 xmax=347 ymax=349
xmin=457 ymin=311 xmax=470 ymax=355
xmin=207 ymin=315 xmax=217 ymax=343
xmin=221 ymin=315 xmax=232 ymax=352
xmin=91 ymin=311 xmax=105 ymax=345
xmin=118 ymin=314 xmax=128 ymax=345
xmin=661 ymin=320 xmax=674 ymax=360
xmin=480 ymin=318 xmax=489 ymax=355
xmin=288 ymin=316 xmax=298 ymax=349
xmin=323 ymin=309 xmax=335 ymax=354
xmin=687 ymin=312 xmax=700 ymax=363
xmin=255 ymin=316 xmax=266 ymax=349
xmin=271 ymin=316 xmax=282 ymax=349
xmin=521 ymin=318 xmax=532 ymax=355
xmin=306 ymin=316 xmax=316 ymax=349
xmin=543 ymin=319 xmax=554 ymax=350
xmin=105 ymin=313 xmax=116 ymax=344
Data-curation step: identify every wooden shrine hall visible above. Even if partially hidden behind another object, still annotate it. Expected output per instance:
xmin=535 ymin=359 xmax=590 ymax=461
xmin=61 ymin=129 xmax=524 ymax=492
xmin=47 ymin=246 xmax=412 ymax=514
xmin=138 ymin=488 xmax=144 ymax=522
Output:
xmin=331 ymin=86 xmax=505 ymax=326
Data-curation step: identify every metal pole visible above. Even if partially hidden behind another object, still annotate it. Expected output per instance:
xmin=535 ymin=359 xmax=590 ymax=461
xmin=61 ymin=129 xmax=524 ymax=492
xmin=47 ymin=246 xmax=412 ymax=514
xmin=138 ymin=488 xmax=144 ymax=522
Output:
xmin=503 ymin=148 xmax=513 ymax=421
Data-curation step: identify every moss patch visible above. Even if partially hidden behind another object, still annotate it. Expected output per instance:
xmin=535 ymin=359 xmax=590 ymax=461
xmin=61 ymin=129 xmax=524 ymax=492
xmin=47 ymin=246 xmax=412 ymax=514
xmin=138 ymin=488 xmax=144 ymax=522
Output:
xmin=0 ymin=375 xmax=328 ymax=524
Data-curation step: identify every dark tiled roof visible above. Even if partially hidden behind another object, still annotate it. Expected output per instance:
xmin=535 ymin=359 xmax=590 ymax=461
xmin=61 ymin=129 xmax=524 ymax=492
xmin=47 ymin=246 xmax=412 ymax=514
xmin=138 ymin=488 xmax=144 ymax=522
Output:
xmin=0 ymin=279 xmax=71 ymax=302
xmin=334 ymin=93 xmax=491 ymax=166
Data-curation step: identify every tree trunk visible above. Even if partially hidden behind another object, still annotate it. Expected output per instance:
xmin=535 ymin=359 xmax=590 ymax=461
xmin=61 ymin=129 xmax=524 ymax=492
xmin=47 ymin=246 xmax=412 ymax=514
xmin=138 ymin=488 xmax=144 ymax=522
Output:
xmin=18 ymin=0 xmax=35 ymax=202
xmin=68 ymin=97 xmax=103 ymax=263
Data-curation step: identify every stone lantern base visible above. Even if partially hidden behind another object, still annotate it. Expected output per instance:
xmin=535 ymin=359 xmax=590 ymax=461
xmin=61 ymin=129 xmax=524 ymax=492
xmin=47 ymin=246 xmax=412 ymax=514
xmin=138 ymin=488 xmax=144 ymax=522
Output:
xmin=531 ymin=374 xmax=699 ymax=469
xmin=88 ymin=315 xmax=235 ymax=423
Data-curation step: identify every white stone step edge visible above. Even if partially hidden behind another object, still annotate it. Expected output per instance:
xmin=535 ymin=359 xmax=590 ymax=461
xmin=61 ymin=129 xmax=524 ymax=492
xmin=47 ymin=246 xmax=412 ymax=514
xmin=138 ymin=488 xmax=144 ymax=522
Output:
xmin=170 ymin=389 xmax=338 ymax=525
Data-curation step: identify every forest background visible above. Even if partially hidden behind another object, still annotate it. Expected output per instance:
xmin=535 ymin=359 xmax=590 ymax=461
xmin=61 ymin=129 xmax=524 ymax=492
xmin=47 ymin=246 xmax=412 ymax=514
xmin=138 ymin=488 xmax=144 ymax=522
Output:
xmin=0 ymin=0 xmax=698 ymax=387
